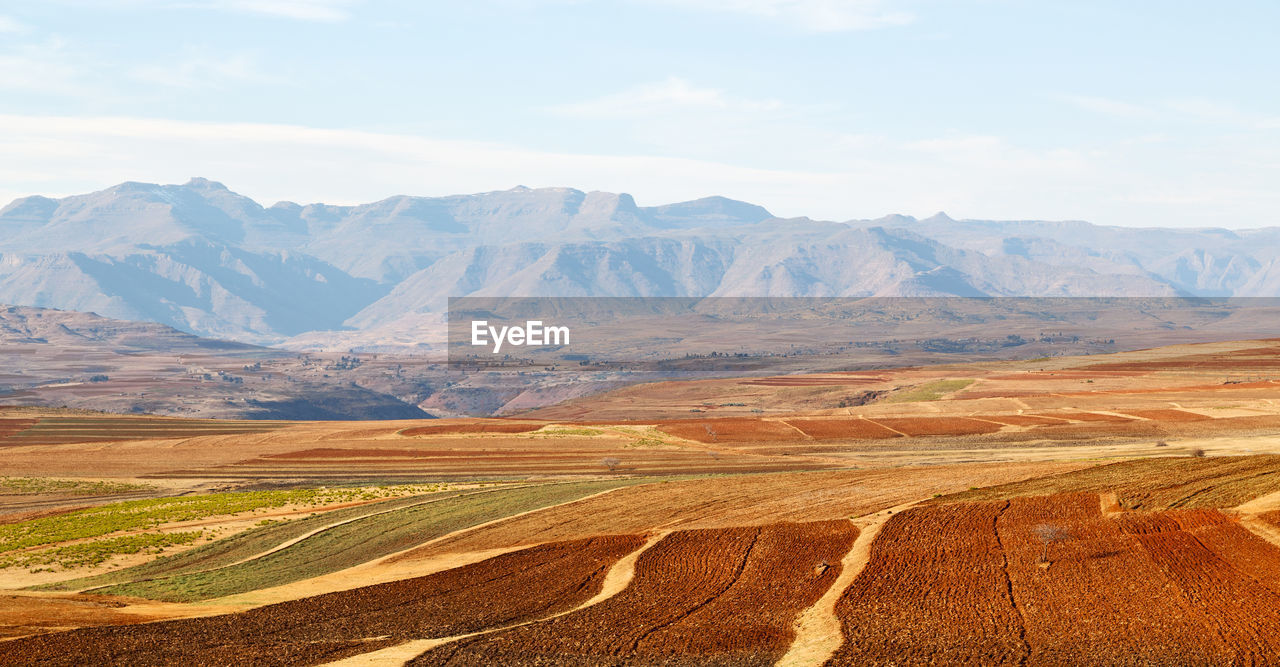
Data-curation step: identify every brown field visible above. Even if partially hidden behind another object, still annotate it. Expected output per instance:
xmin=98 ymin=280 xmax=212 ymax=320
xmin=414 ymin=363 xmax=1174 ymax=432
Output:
xmin=5 ymin=338 xmax=1280 ymax=664
xmin=399 ymin=422 xmax=543 ymax=436
xmin=1 ymin=535 xmax=643 ymax=665
xmin=829 ymin=494 xmax=1280 ymax=665
xmin=415 ymin=521 xmax=856 ymax=666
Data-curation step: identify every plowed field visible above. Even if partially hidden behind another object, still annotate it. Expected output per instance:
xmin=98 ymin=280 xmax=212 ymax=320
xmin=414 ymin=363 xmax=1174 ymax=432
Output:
xmin=936 ymin=455 xmax=1280 ymax=510
xmin=2 ymin=536 xmax=642 ymax=666
xmin=415 ymin=521 xmax=856 ymax=666
xmin=828 ymin=493 xmax=1280 ymax=665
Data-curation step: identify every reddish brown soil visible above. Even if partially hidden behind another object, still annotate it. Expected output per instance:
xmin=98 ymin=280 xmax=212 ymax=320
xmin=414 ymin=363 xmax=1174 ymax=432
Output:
xmin=972 ymin=414 xmax=1066 ymax=426
xmin=1 ymin=535 xmax=643 ymax=666
xmin=1035 ymin=411 xmax=1134 ymax=422
xmin=400 ymin=421 xmax=543 ymax=436
xmin=868 ymin=417 xmax=1004 ymax=437
xmin=0 ymin=418 xmax=38 ymax=440
xmin=1121 ymin=409 xmax=1213 ymax=422
xmin=739 ymin=377 xmax=884 ymax=386
xmin=829 ymin=494 xmax=1280 ymax=665
xmin=416 ymin=521 xmax=857 ymax=666
xmin=782 ymin=418 xmax=903 ymax=440
xmin=657 ymin=418 xmax=804 ymax=443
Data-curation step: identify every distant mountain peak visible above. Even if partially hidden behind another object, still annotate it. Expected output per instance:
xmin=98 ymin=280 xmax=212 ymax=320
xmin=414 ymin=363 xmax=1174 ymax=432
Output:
xmin=923 ymin=211 xmax=955 ymax=223
xmin=184 ymin=177 xmax=229 ymax=190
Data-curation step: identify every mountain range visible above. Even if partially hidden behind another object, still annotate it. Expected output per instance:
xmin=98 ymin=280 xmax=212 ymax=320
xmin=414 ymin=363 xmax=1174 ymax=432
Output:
xmin=3 ymin=177 xmax=1277 ymax=349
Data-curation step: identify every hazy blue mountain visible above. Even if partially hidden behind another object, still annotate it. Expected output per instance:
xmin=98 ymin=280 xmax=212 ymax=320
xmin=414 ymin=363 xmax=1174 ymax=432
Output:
xmin=2 ymin=178 xmax=1276 ymax=347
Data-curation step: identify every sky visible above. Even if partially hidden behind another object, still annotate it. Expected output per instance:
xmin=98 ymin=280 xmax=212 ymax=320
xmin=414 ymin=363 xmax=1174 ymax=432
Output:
xmin=1 ymin=0 xmax=1278 ymax=227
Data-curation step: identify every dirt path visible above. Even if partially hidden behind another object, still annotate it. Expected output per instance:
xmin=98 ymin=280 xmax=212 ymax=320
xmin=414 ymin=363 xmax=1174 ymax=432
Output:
xmin=318 ymin=530 xmax=672 ymax=667
xmin=777 ymin=501 xmax=918 ymax=667
xmin=1234 ymin=489 xmax=1280 ymax=549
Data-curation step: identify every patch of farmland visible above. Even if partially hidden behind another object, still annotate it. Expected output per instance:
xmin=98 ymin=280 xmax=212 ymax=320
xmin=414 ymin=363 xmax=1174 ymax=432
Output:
xmin=400 ymin=421 xmax=543 ymax=436
xmin=657 ymin=418 xmax=804 ymax=443
xmin=396 ymin=462 xmax=1095 ymax=561
xmin=866 ymin=417 xmax=1003 ymax=437
xmin=971 ymin=414 xmax=1067 ymax=426
xmin=829 ymin=494 xmax=1280 ymax=665
xmin=783 ymin=418 xmax=902 ymax=440
xmin=828 ymin=501 xmax=1027 ymax=665
xmin=1033 ymin=411 xmax=1134 ymax=422
xmin=0 ymin=417 xmax=293 ymax=446
xmin=89 ymin=480 xmax=639 ymax=602
xmin=1121 ymin=408 xmax=1213 ymax=422
xmin=415 ymin=521 xmax=856 ymax=666
xmin=933 ymin=455 xmax=1280 ymax=510
xmin=739 ymin=376 xmax=884 ymax=386
xmin=42 ymin=492 xmax=457 ymax=593
xmin=2 ymin=536 xmax=642 ymax=665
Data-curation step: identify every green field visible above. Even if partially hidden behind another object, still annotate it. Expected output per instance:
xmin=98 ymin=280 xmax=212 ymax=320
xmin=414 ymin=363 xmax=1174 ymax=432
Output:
xmin=87 ymin=480 xmax=640 ymax=602
xmin=0 ymin=485 xmax=446 ymax=556
xmin=41 ymin=492 xmax=459 ymax=591
xmin=0 ymin=477 xmax=153 ymax=496
xmin=882 ymin=378 xmax=975 ymax=403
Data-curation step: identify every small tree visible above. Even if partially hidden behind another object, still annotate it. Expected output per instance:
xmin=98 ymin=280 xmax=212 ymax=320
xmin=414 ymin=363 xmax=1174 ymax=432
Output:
xmin=1033 ymin=524 xmax=1070 ymax=564
xmin=1188 ymin=447 xmax=1206 ymax=458
xmin=600 ymin=457 xmax=622 ymax=472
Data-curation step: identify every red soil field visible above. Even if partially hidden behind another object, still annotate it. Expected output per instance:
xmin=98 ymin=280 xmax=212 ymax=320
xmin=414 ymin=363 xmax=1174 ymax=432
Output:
xmin=830 ymin=494 xmax=1280 ymax=665
xmin=0 ymin=418 xmax=37 ymax=440
xmin=739 ymin=376 xmax=884 ymax=386
xmin=657 ymin=418 xmax=804 ymax=443
xmin=1121 ymin=409 xmax=1213 ymax=422
xmin=2 ymin=535 xmax=644 ymax=666
xmin=782 ymin=418 xmax=903 ymax=440
xmin=972 ymin=414 xmax=1067 ymax=426
xmin=1034 ymin=411 xmax=1134 ymax=422
xmin=867 ymin=417 xmax=1004 ymax=437
xmin=829 ymin=501 xmax=1027 ymax=665
xmin=986 ymin=371 xmax=1146 ymax=381
xmin=400 ymin=421 xmax=543 ymax=436
xmin=415 ymin=521 xmax=857 ymax=666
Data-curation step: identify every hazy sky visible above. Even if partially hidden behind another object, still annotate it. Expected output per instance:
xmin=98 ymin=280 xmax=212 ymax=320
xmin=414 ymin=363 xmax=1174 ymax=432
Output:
xmin=2 ymin=1 xmax=1278 ymax=227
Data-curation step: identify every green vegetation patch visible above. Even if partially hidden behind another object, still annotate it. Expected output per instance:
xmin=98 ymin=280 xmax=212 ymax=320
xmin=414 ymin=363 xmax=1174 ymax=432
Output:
xmin=90 ymin=479 xmax=641 ymax=602
xmin=536 ymin=427 xmax=605 ymax=436
xmin=3 ymin=532 xmax=202 ymax=570
xmin=0 ymin=486 xmax=438 ymax=555
xmin=40 ymin=493 xmax=455 ymax=591
xmin=0 ymin=477 xmax=152 ymax=496
xmin=882 ymin=379 xmax=975 ymax=403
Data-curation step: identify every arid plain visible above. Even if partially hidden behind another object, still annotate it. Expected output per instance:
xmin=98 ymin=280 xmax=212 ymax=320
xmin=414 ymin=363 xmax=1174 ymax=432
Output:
xmin=4 ymin=338 xmax=1280 ymax=664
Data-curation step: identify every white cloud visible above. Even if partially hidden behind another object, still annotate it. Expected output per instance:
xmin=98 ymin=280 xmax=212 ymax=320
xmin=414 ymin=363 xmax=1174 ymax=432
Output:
xmin=0 ymin=15 xmax=28 ymax=32
xmin=1056 ymin=94 xmax=1153 ymax=119
xmin=638 ymin=0 xmax=913 ymax=32
xmin=550 ymin=77 xmax=784 ymax=117
xmin=187 ymin=0 xmax=357 ymax=21
xmin=131 ymin=51 xmax=277 ymax=90
xmin=49 ymin=0 xmax=358 ymax=22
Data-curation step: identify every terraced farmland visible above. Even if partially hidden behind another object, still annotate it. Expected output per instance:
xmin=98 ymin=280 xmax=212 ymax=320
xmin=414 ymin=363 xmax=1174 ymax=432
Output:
xmin=416 ymin=521 xmax=856 ymax=666
xmin=0 ymin=417 xmax=293 ymax=446
xmin=2 ymin=536 xmax=643 ymax=666
xmin=935 ymin=455 xmax=1280 ymax=509
xmin=85 ymin=480 xmax=640 ymax=601
xmin=828 ymin=493 xmax=1280 ymax=665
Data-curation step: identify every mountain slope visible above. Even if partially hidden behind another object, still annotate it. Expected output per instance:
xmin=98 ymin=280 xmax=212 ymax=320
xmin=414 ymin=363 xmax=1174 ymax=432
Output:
xmin=3 ymin=178 xmax=1278 ymax=348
